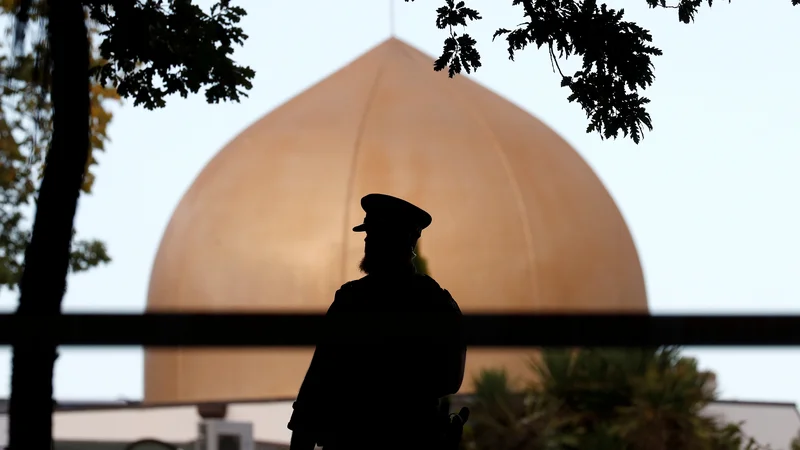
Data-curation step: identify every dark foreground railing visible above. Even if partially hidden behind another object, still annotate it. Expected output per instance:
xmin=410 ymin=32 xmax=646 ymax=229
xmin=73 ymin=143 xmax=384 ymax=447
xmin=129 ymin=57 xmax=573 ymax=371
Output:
xmin=0 ymin=313 xmax=799 ymax=346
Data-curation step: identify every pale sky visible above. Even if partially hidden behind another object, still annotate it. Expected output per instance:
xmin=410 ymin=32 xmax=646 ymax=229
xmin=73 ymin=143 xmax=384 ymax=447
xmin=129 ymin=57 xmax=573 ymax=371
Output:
xmin=1 ymin=0 xmax=799 ymax=404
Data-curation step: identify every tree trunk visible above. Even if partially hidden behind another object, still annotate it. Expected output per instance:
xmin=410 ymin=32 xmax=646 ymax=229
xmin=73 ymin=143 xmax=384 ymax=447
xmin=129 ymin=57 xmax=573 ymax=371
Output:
xmin=7 ymin=0 xmax=90 ymax=448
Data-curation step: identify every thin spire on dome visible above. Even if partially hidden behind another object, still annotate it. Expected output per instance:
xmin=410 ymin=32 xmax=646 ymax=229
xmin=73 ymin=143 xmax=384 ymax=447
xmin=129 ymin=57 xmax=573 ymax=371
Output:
xmin=389 ymin=0 xmax=396 ymax=37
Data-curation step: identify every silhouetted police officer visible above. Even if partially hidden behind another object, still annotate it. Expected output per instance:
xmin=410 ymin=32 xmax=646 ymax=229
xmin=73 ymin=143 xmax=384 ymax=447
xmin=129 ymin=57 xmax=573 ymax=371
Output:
xmin=288 ymin=193 xmax=467 ymax=450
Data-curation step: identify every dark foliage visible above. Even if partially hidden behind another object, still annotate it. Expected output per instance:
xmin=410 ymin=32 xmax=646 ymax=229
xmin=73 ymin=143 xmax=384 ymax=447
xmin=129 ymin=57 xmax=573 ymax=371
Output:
xmin=463 ymin=348 xmax=772 ymax=450
xmin=8 ymin=1 xmax=255 ymax=449
xmin=408 ymin=0 xmax=798 ymax=143
xmin=0 ymin=2 xmax=114 ymax=289
xmin=83 ymin=0 xmax=255 ymax=110
xmin=12 ymin=0 xmax=256 ymax=111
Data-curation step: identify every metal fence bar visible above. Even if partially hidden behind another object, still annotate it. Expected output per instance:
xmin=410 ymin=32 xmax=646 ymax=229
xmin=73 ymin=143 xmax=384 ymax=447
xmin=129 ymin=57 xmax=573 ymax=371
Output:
xmin=0 ymin=313 xmax=798 ymax=347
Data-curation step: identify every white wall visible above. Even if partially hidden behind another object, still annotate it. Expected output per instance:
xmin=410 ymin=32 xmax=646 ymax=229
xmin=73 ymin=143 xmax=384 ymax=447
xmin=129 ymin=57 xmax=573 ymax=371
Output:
xmin=703 ymin=402 xmax=800 ymax=450
xmin=52 ymin=401 xmax=296 ymax=445
xmin=53 ymin=405 xmax=200 ymax=442
xmin=227 ymin=402 xmax=294 ymax=444
xmin=0 ymin=413 xmax=7 ymax=448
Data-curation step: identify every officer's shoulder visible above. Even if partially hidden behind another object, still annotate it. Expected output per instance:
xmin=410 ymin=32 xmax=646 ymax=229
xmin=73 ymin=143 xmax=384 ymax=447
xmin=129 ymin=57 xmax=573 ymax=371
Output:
xmin=342 ymin=276 xmax=369 ymax=289
xmin=414 ymin=275 xmax=460 ymax=310
xmin=414 ymin=273 xmax=442 ymax=289
xmin=336 ymin=276 xmax=368 ymax=295
xmin=330 ymin=278 xmax=366 ymax=313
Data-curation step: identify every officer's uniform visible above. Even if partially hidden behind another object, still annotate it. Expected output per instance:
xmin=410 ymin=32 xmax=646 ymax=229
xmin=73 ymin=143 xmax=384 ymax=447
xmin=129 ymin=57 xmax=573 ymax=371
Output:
xmin=287 ymin=194 xmax=467 ymax=450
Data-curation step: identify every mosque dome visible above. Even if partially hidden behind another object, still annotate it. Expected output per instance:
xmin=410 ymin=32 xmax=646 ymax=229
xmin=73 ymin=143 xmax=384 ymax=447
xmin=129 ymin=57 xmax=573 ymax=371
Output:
xmin=144 ymin=38 xmax=648 ymax=404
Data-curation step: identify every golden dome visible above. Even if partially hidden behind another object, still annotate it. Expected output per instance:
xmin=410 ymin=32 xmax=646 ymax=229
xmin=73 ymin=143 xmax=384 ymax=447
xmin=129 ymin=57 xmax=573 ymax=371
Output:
xmin=144 ymin=38 xmax=648 ymax=404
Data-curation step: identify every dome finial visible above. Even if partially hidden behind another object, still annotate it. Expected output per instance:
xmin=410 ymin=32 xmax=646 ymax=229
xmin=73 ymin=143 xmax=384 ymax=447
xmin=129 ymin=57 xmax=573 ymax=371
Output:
xmin=389 ymin=0 xmax=396 ymax=37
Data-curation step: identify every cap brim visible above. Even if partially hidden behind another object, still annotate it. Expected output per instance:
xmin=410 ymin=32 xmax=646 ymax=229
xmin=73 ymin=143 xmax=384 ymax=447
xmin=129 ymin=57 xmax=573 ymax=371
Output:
xmin=352 ymin=224 xmax=368 ymax=232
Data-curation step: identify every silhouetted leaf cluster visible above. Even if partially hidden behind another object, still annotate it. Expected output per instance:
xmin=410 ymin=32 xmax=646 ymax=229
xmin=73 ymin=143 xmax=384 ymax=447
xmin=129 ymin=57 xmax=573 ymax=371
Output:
xmin=0 ymin=1 xmax=112 ymax=289
xmin=408 ymin=0 xmax=483 ymax=78
xmin=410 ymin=0 xmax=798 ymax=144
xmin=4 ymin=0 xmax=257 ymax=287
xmin=643 ymin=0 xmax=717 ymax=24
xmin=82 ymin=0 xmax=255 ymax=110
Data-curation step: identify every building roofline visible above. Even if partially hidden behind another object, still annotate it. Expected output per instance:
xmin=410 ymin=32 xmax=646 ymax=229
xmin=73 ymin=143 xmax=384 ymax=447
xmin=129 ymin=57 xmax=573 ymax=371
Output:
xmin=15 ymin=395 xmax=792 ymax=414
xmin=711 ymin=399 xmax=799 ymax=409
xmin=50 ymin=396 xmax=299 ymax=412
xmin=6 ymin=394 xmax=799 ymax=415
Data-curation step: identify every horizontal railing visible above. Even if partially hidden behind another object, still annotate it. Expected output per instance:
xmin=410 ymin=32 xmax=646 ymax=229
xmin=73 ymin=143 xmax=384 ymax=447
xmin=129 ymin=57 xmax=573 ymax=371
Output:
xmin=0 ymin=313 xmax=798 ymax=346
